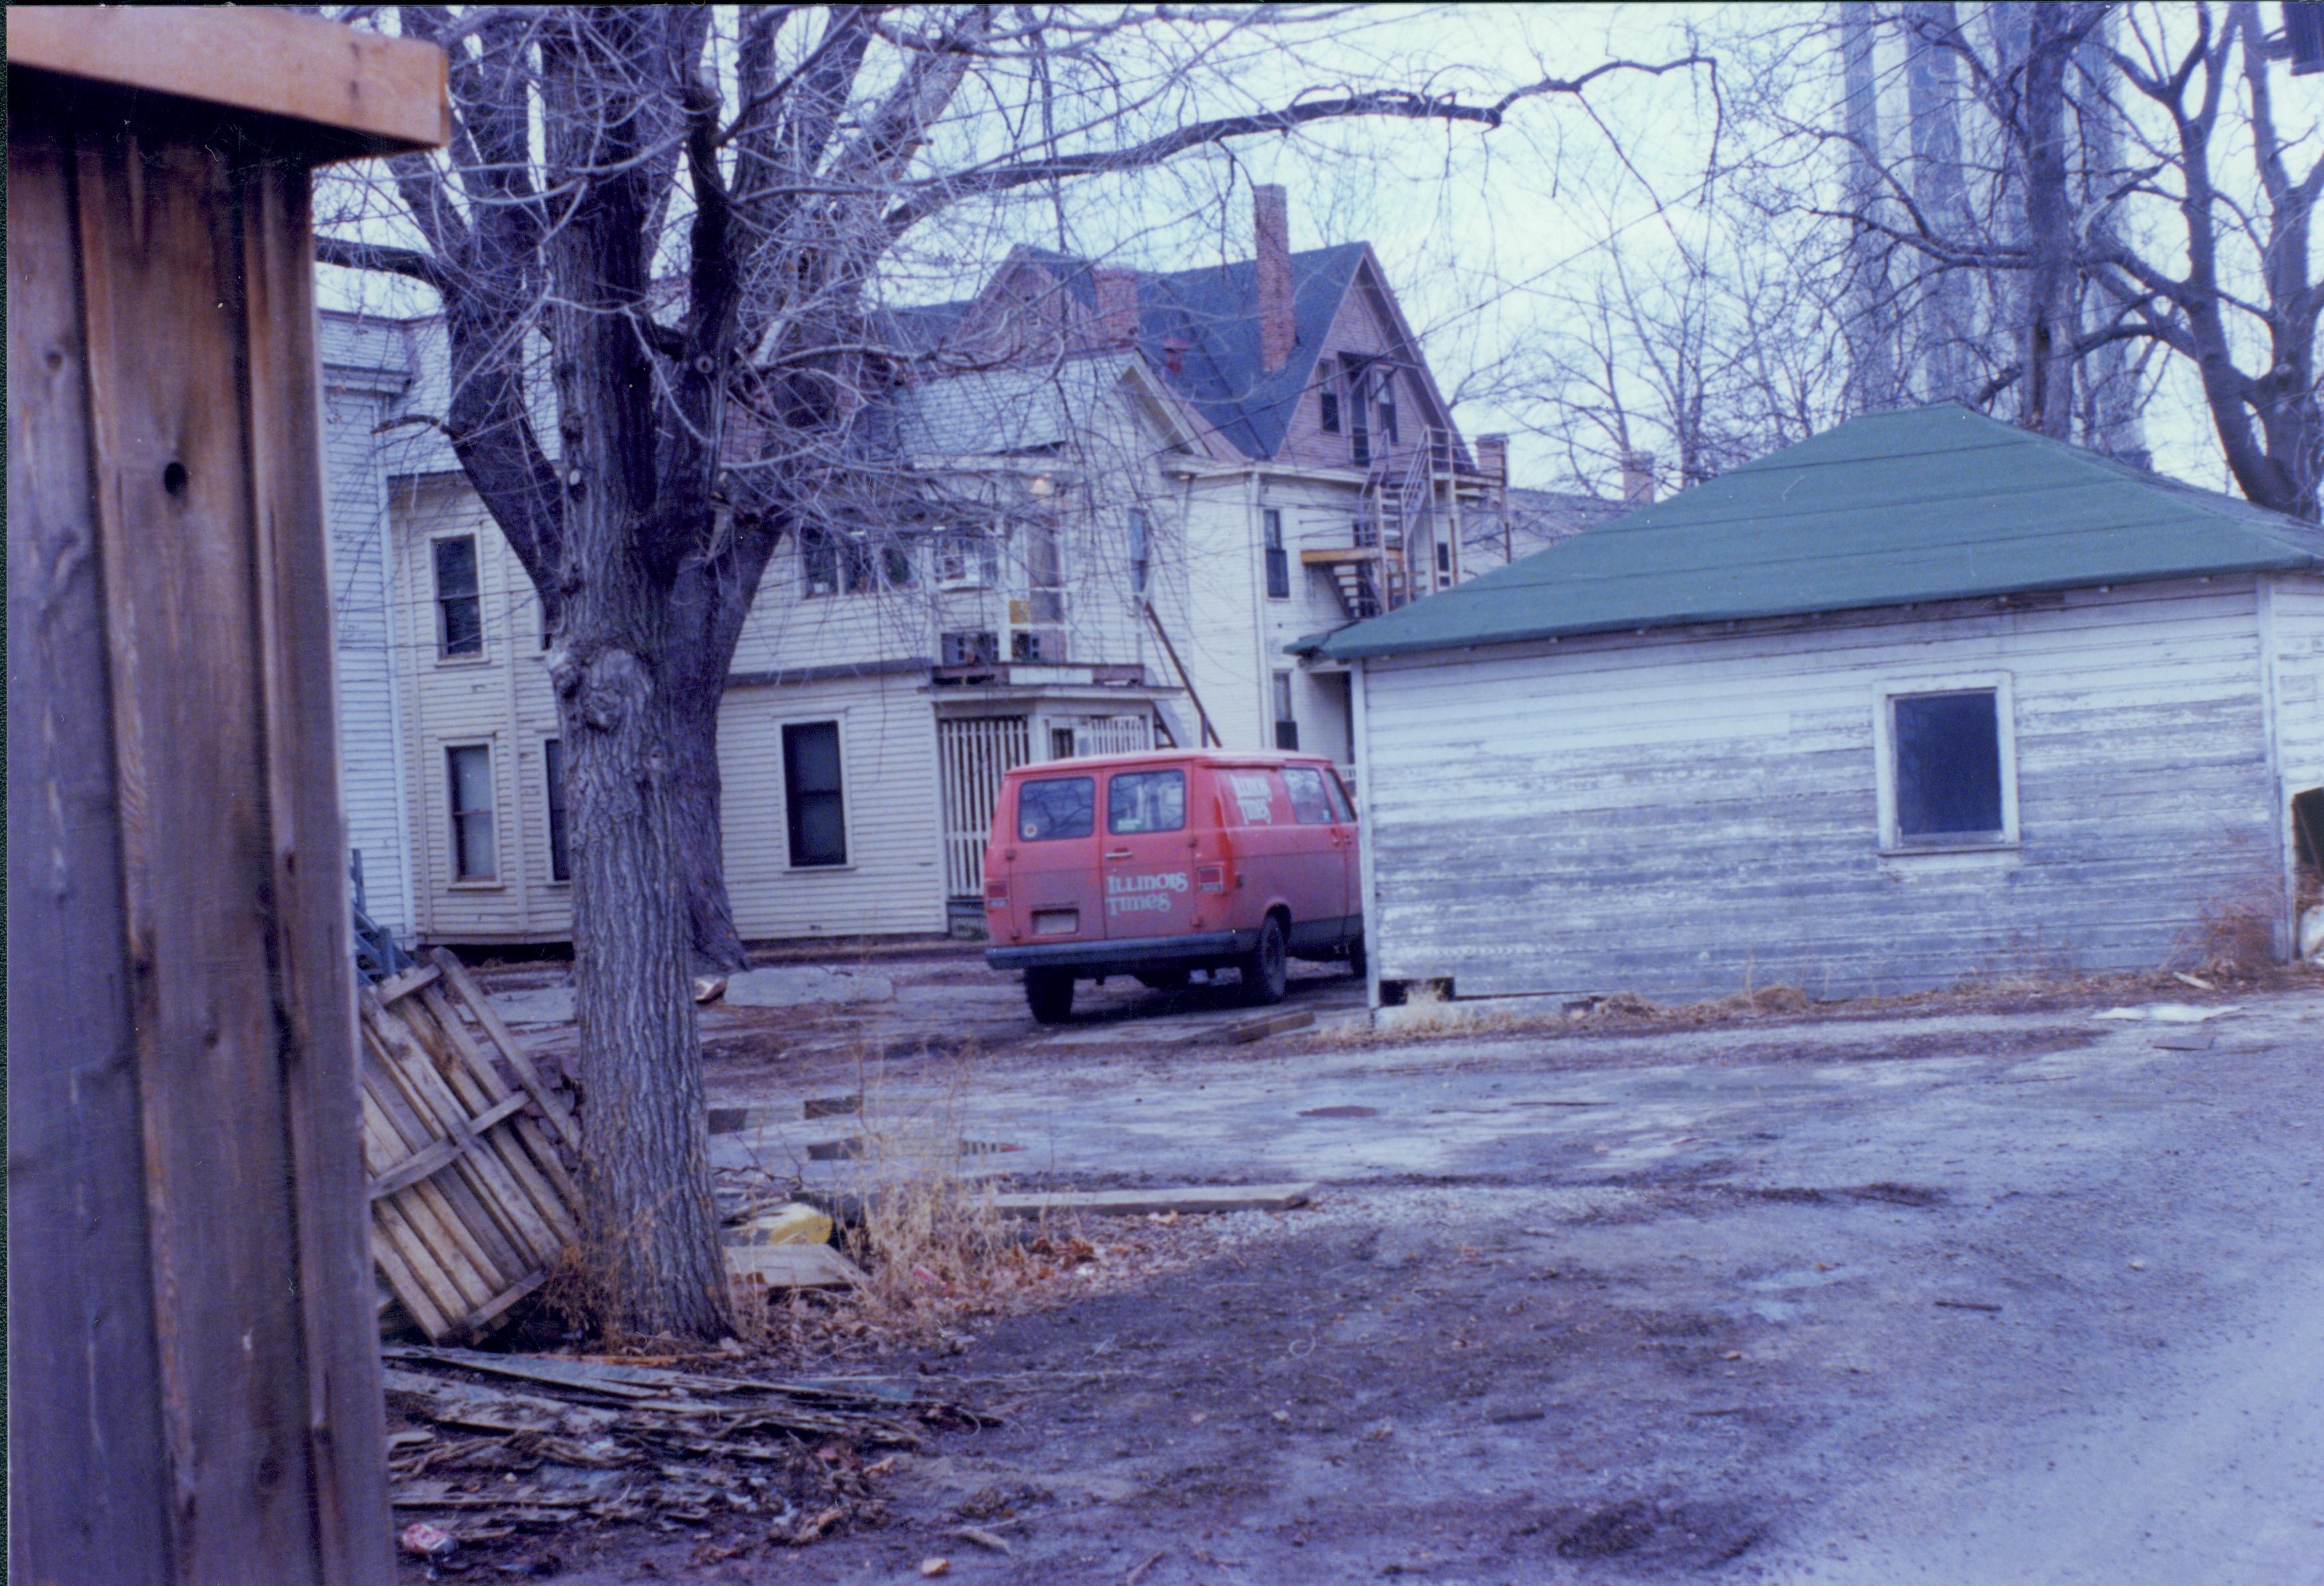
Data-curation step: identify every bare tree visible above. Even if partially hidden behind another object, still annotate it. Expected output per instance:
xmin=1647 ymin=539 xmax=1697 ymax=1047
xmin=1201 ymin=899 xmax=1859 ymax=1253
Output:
xmin=321 ymin=5 xmax=1705 ymax=1337
xmin=2093 ymin=1 xmax=2324 ymax=514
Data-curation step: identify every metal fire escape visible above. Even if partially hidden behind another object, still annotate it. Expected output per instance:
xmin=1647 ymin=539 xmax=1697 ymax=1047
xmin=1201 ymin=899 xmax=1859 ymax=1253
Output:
xmin=1305 ymin=425 xmax=1506 ymax=621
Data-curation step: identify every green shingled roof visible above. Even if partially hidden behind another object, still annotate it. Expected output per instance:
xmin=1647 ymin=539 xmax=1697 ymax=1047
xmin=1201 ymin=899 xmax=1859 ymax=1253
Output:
xmin=1315 ymin=403 xmax=2324 ymax=661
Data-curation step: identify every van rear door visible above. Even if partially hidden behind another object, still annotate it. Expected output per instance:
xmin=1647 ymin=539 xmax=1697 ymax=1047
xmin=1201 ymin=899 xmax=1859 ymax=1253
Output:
xmin=994 ymin=769 xmax=1102 ymax=948
xmin=1100 ymin=762 xmax=1197 ymax=940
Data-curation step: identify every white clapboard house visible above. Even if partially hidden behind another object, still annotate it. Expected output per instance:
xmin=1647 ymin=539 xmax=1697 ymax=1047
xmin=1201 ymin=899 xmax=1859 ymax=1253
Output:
xmin=1312 ymin=404 xmax=2324 ymax=1004
xmin=319 ymin=187 xmax=1506 ymax=947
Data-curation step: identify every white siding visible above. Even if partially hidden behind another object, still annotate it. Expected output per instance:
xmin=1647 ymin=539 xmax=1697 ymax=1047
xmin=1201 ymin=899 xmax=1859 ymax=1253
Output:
xmin=721 ymin=675 xmax=947 ymax=938
xmin=1360 ymin=578 xmax=2285 ymax=1000
xmin=320 ymin=321 xmax=415 ymax=938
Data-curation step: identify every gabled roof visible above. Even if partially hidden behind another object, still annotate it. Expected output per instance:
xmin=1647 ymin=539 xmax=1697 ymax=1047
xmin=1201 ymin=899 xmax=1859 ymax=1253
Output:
xmin=882 ymin=241 xmax=1375 ymax=461
xmin=1316 ymin=403 xmax=2324 ymax=661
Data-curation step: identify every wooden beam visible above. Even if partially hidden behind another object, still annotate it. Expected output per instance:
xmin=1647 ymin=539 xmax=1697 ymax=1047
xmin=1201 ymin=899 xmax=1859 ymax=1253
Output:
xmin=7 ymin=7 xmax=448 ymax=160
xmin=989 ymin=1183 xmax=1318 ymax=1218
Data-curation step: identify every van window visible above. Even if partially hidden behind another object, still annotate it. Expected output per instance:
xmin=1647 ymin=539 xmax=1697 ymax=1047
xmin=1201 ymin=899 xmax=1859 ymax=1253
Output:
xmin=1282 ymin=765 xmax=1336 ymax=826
xmin=1018 ymin=776 xmax=1094 ymax=840
xmin=1107 ymin=770 xmax=1185 ymax=834
xmin=1323 ymin=768 xmax=1355 ymax=823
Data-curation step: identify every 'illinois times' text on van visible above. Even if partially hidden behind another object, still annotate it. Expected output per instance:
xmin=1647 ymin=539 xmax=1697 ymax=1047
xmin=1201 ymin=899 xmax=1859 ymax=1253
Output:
xmin=981 ymin=751 xmax=1363 ymax=1022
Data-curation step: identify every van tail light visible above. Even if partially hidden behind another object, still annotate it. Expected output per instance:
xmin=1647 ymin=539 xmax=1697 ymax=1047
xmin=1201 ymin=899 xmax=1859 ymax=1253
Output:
xmin=983 ymin=877 xmax=1008 ymax=910
xmin=1196 ymin=863 xmax=1226 ymax=893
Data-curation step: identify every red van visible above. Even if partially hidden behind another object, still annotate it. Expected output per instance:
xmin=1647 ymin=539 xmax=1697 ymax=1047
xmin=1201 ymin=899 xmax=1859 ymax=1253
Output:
xmin=982 ymin=750 xmax=1363 ymax=1023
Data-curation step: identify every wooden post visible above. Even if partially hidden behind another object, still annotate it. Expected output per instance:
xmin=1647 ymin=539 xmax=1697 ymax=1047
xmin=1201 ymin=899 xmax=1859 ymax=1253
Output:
xmin=5 ymin=12 xmax=445 ymax=1584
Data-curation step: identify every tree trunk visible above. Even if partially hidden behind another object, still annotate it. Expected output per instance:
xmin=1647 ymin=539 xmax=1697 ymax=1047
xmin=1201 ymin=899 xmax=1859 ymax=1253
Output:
xmin=1906 ymin=0 xmax=1976 ymax=403
xmin=542 ymin=14 xmax=731 ymax=1341
xmin=2018 ymin=3 xmax=2079 ymax=439
xmin=668 ymin=683 xmax=750 ymax=974
xmin=1840 ymin=1 xmax=1899 ymax=413
xmin=554 ymin=647 xmax=733 ymax=1340
xmin=2075 ymin=10 xmax=2147 ymax=462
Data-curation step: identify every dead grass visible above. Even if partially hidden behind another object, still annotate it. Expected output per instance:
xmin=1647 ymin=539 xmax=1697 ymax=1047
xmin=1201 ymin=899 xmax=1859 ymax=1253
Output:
xmin=1299 ymin=960 xmax=2324 ymax=1052
xmin=727 ymin=1048 xmax=1240 ymax=1363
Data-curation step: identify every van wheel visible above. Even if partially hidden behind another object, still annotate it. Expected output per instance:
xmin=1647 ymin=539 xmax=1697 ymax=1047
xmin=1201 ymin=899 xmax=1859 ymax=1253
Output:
xmin=1136 ymin=968 xmax=1191 ymax=992
xmin=1238 ymin=917 xmax=1290 ymax=1006
xmin=1024 ymin=968 xmax=1076 ymax=1024
xmin=1347 ymin=933 xmax=1367 ymax=980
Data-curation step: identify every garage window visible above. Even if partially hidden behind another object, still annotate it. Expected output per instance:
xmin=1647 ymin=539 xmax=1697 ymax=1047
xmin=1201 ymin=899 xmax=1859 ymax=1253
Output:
xmin=1877 ymin=678 xmax=2017 ymax=850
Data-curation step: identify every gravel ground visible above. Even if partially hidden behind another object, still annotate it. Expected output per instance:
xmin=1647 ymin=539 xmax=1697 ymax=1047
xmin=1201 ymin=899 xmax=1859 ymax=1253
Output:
xmin=445 ymin=964 xmax=2324 ymax=1585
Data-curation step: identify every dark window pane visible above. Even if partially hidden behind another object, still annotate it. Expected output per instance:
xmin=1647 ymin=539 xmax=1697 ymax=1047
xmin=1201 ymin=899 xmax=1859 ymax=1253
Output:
xmin=782 ymin=722 xmax=847 ymax=865
xmin=802 ymin=528 xmax=840 ymax=597
xmin=1107 ymin=770 xmax=1185 ymax=834
xmin=434 ymin=536 xmax=482 ymax=656
xmin=1319 ymin=390 xmax=1340 ymax=433
xmin=1018 ymin=776 xmax=1094 ymax=840
xmin=1894 ymin=691 xmax=2003 ymax=839
xmin=544 ymin=738 xmax=570 ymax=882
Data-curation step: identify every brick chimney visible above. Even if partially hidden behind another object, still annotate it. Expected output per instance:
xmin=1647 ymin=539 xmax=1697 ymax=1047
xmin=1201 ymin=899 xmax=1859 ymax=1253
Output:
xmin=1622 ymin=451 xmax=1657 ymax=505
xmin=1092 ymin=267 xmax=1139 ymax=350
xmin=1253 ymin=183 xmax=1294 ymax=374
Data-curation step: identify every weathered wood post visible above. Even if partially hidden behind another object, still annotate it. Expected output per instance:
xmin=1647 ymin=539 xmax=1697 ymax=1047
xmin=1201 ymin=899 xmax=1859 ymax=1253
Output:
xmin=6 ymin=11 xmax=445 ymax=1583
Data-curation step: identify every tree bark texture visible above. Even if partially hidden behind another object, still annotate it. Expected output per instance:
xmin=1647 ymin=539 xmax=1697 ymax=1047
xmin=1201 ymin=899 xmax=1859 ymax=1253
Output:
xmin=1839 ymin=2 xmax=1900 ymax=413
xmin=2016 ymin=3 xmax=2079 ymax=438
xmin=1905 ymin=1 xmax=1978 ymax=403
xmin=541 ymin=13 xmax=731 ymax=1340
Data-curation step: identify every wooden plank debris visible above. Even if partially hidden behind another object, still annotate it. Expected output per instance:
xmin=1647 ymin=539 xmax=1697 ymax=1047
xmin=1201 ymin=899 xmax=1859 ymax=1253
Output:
xmin=989 ymin=1183 xmax=1318 ymax=1218
xmin=360 ymin=961 xmax=583 ymax=1344
xmin=381 ymin=1346 xmax=958 ymax=1537
xmin=726 ymin=1243 xmax=866 ymax=1290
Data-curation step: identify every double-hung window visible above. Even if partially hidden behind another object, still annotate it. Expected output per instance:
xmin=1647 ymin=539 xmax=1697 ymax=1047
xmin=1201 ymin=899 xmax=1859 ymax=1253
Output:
xmin=782 ymin=721 xmax=847 ymax=867
xmin=1876 ymin=678 xmax=2018 ymax=851
xmin=1128 ymin=509 xmax=1151 ymax=598
xmin=1264 ymin=508 xmax=1290 ymax=600
xmin=446 ymin=744 xmax=497 ymax=881
xmin=434 ymin=536 xmax=483 ymax=657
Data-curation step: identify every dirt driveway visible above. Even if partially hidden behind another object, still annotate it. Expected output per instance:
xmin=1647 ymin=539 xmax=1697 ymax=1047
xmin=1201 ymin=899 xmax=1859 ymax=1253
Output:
xmin=478 ymin=957 xmax=2324 ymax=1584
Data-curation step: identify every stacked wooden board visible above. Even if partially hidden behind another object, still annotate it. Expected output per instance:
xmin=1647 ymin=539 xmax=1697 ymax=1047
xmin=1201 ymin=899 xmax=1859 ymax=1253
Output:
xmin=361 ymin=949 xmax=582 ymax=1342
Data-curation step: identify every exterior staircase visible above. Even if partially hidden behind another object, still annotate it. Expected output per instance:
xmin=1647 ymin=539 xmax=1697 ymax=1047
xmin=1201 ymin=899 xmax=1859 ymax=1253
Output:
xmin=1305 ymin=425 xmax=1506 ymax=623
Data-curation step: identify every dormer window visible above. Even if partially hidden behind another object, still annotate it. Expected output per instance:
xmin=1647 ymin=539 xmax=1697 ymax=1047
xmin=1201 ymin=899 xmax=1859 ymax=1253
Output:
xmin=1319 ymin=388 xmax=1341 ymax=433
xmin=1378 ymin=369 xmax=1399 ymax=444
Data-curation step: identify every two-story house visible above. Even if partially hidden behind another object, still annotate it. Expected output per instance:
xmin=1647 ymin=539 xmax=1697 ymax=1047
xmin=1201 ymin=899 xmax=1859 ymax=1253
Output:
xmin=327 ymin=187 xmax=1503 ymax=947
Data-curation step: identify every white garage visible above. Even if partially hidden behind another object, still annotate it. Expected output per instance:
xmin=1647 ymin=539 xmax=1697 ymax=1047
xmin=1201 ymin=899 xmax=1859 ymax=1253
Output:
xmin=1314 ymin=405 xmax=2324 ymax=1004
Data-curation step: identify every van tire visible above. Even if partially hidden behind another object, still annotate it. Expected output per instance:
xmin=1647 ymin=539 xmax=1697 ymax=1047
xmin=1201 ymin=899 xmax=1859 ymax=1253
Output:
xmin=1238 ymin=917 xmax=1290 ymax=1006
xmin=1024 ymin=968 xmax=1076 ymax=1024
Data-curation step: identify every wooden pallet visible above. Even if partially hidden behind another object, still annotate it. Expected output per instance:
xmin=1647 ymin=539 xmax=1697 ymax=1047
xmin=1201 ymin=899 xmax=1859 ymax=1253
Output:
xmin=361 ymin=949 xmax=581 ymax=1342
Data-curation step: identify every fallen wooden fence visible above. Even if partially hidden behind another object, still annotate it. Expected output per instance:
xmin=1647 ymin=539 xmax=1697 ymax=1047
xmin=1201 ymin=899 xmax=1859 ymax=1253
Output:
xmin=361 ymin=949 xmax=581 ymax=1343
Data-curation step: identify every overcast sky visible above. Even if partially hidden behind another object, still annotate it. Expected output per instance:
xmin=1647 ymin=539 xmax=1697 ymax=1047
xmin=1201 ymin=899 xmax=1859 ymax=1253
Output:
xmin=320 ymin=3 xmax=2321 ymax=501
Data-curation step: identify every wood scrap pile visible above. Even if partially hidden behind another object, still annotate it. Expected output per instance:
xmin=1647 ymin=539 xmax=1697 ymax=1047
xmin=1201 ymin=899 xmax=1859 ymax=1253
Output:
xmin=384 ymin=1345 xmax=968 ymax=1543
xmin=362 ymin=949 xmax=582 ymax=1343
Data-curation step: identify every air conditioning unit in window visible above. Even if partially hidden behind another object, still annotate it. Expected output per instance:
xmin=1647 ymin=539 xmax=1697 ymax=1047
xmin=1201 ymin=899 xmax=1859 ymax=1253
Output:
xmin=941 ymin=630 xmax=1000 ymax=667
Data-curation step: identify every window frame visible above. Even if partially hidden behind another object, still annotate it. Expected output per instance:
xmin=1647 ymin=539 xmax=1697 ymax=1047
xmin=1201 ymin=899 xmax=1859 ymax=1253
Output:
xmin=543 ymin=737 xmax=570 ymax=884
xmin=431 ymin=532 xmax=485 ymax=661
xmin=1016 ymin=773 xmax=1096 ymax=842
xmin=444 ymin=741 xmax=500 ymax=885
xmin=1318 ymin=387 xmax=1341 ymax=434
xmin=780 ymin=718 xmax=851 ymax=870
xmin=1105 ymin=768 xmax=1188 ymax=836
xmin=1127 ymin=509 xmax=1151 ymax=598
xmin=1272 ymin=670 xmax=1300 ymax=752
xmin=1872 ymin=673 xmax=2020 ymax=854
